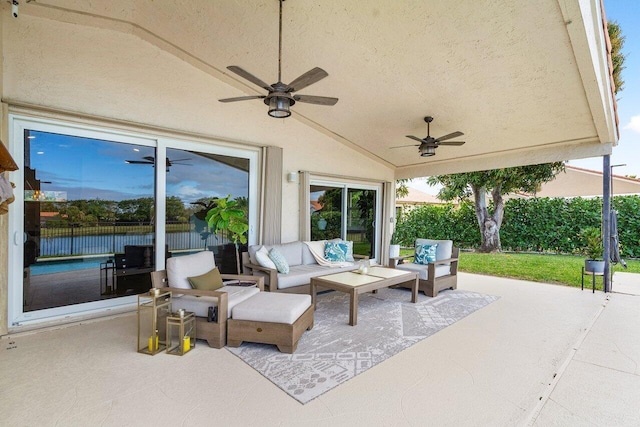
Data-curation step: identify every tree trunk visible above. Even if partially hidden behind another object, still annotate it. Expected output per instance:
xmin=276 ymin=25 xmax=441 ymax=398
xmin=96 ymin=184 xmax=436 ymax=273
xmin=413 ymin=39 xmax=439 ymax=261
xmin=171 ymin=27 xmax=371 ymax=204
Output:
xmin=472 ymin=185 xmax=503 ymax=253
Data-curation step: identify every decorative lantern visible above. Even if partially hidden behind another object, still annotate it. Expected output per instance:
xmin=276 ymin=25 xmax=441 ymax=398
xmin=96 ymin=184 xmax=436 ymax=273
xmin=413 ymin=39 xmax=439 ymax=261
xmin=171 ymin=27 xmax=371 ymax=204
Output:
xmin=137 ymin=288 xmax=172 ymax=355
xmin=166 ymin=309 xmax=196 ymax=356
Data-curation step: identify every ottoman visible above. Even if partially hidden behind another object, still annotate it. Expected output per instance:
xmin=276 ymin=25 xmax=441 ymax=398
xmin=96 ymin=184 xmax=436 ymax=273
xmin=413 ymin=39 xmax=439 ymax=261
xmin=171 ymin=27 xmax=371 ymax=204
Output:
xmin=227 ymin=292 xmax=314 ymax=353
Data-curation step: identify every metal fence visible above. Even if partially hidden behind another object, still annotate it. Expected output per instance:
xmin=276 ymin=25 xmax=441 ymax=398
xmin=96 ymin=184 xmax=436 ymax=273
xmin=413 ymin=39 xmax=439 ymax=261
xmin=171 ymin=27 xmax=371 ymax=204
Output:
xmin=39 ymin=221 xmax=229 ymax=257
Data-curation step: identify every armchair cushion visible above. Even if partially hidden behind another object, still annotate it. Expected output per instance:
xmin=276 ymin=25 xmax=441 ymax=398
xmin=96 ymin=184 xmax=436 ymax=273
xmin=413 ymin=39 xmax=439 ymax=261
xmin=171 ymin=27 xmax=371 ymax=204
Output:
xmin=187 ymin=267 xmax=223 ymax=291
xmin=416 ymin=239 xmax=453 ymax=261
xmin=396 ymin=262 xmax=452 ymax=281
xmin=172 ymin=285 xmax=260 ymax=318
xmin=415 ymin=243 xmax=438 ymax=265
xmin=167 ymin=251 xmax=216 ymax=290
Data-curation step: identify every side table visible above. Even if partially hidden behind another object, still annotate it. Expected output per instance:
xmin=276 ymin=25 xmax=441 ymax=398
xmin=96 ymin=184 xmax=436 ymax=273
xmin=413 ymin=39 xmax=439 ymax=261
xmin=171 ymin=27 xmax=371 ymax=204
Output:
xmin=137 ymin=289 xmax=172 ymax=355
xmin=166 ymin=309 xmax=196 ymax=356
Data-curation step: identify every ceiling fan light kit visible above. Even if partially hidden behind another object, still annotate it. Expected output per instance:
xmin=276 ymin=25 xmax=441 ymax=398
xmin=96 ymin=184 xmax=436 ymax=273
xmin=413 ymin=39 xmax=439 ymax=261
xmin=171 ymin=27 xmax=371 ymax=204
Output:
xmin=220 ymin=0 xmax=338 ymax=118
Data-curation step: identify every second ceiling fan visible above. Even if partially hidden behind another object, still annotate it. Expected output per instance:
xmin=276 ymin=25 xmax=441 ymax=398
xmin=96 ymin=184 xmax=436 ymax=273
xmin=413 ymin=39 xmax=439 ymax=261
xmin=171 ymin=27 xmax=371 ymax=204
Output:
xmin=219 ymin=0 xmax=338 ymax=118
xmin=391 ymin=116 xmax=465 ymax=157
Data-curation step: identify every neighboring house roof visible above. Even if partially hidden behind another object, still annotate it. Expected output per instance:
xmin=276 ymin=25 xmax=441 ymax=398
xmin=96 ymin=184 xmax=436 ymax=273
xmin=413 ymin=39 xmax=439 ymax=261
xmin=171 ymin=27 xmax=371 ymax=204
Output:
xmin=396 ymin=187 xmax=454 ymax=206
xmin=514 ymin=165 xmax=640 ymax=198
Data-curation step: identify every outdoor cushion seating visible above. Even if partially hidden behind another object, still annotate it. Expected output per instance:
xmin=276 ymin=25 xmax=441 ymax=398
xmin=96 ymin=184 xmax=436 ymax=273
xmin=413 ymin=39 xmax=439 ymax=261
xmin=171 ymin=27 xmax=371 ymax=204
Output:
xmin=150 ymin=251 xmax=264 ymax=349
xmin=242 ymin=240 xmax=367 ymax=293
xmin=227 ymin=292 xmax=314 ymax=353
xmin=394 ymin=239 xmax=459 ymax=297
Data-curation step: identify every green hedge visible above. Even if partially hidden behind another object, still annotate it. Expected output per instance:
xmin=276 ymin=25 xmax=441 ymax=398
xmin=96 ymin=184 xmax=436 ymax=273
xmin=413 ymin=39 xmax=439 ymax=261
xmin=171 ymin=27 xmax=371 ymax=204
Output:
xmin=395 ymin=195 xmax=640 ymax=258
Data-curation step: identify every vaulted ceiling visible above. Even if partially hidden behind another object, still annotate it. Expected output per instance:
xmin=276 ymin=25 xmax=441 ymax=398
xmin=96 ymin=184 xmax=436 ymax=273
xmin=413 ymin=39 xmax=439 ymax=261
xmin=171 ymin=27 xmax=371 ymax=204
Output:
xmin=24 ymin=0 xmax=617 ymax=178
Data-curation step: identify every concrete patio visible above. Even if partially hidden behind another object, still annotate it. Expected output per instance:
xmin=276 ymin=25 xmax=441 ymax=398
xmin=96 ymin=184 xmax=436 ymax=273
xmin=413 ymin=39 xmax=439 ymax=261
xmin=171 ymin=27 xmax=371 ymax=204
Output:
xmin=1 ymin=272 xmax=638 ymax=426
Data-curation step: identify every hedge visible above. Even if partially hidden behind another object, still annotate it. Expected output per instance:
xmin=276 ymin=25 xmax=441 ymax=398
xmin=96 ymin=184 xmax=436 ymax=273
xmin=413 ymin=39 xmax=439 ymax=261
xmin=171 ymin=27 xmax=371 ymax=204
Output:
xmin=395 ymin=195 xmax=640 ymax=258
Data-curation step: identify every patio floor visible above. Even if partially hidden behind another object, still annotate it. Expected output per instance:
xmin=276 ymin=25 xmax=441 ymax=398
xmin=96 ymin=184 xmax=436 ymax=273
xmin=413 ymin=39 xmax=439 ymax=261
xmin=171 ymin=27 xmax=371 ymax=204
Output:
xmin=1 ymin=272 xmax=639 ymax=426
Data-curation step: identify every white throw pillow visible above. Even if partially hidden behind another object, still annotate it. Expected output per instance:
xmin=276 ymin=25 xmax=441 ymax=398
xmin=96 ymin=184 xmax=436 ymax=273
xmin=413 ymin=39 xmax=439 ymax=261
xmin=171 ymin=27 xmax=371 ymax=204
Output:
xmin=255 ymin=246 xmax=277 ymax=269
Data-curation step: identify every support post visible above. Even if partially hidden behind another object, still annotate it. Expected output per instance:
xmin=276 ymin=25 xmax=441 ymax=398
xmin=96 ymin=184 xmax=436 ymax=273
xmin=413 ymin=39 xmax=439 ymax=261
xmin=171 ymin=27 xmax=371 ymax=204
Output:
xmin=603 ymin=155 xmax=611 ymax=293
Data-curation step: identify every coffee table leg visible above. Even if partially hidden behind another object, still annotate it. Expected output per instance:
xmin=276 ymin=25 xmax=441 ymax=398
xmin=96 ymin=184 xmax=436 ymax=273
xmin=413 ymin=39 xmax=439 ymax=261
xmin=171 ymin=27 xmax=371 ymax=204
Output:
xmin=350 ymin=289 xmax=358 ymax=326
xmin=310 ymin=281 xmax=317 ymax=306
xmin=411 ymin=276 xmax=418 ymax=303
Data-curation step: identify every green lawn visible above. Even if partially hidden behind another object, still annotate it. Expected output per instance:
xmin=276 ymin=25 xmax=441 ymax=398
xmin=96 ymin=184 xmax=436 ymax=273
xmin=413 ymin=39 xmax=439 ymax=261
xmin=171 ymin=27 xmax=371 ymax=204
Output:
xmin=399 ymin=249 xmax=640 ymax=290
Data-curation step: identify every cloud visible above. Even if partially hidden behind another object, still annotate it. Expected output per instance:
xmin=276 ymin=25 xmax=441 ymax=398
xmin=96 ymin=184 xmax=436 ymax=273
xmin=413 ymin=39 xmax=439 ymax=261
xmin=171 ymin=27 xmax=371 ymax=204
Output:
xmin=623 ymin=115 xmax=640 ymax=133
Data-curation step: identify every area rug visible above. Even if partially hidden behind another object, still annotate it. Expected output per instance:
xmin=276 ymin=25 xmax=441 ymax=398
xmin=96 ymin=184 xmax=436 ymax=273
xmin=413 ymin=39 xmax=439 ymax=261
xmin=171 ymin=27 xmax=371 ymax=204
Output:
xmin=226 ymin=288 xmax=499 ymax=404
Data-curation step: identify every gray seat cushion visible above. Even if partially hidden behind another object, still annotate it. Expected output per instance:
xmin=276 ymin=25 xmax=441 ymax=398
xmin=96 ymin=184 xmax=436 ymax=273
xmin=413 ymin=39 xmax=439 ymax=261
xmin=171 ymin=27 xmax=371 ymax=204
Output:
xmin=232 ymin=292 xmax=311 ymax=324
xmin=277 ymin=264 xmax=359 ymax=289
xmin=172 ymin=285 xmax=260 ymax=318
xmin=396 ymin=263 xmax=451 ymax=281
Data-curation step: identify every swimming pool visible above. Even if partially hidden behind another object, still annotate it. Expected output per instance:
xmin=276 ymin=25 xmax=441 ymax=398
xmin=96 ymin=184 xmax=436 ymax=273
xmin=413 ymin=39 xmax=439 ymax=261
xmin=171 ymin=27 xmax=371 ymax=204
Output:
xmin=30 ymin=257 xmax=112 ymax=275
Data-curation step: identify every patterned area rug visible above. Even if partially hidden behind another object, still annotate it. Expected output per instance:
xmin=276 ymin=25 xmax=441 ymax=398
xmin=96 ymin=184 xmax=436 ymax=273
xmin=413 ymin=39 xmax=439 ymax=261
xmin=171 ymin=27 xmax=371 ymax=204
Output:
xmin=226 ymin=288 xmax=499 ymax=404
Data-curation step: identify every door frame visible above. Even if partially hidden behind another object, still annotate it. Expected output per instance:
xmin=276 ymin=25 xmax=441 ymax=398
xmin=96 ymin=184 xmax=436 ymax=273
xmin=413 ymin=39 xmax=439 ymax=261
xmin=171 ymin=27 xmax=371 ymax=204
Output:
xmin=7 ymin=114 xmax=260 ymax=327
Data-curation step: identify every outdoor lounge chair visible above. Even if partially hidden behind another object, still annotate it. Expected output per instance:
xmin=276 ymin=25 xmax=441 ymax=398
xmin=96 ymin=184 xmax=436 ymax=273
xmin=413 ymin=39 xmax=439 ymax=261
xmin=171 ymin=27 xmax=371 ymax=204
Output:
xmin=150 ymin=251 xmax=264 ymax=348
xmin=393 ymin=239 xmax=459 ymax=297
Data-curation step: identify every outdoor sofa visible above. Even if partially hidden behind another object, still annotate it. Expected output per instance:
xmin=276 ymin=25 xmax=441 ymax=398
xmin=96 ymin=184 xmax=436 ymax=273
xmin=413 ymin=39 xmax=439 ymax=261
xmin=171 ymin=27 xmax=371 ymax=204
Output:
xmin=242 ymin=239 xmax=367 ymax=293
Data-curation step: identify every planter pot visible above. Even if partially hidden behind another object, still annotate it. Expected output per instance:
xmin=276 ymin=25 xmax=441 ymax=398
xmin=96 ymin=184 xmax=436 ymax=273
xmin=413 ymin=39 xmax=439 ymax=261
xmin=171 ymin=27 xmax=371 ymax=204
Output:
xmin=389 ymin=244 xmax=401 ymax=258
xmin=585 ymin=259 xmax=605 ymax=274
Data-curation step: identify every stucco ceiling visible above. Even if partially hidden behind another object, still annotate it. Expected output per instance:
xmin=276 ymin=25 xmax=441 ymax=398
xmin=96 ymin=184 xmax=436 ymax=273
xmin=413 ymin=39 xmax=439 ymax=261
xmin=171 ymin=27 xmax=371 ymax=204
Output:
xmin=23 ymin=0 xmax=617 ymax=178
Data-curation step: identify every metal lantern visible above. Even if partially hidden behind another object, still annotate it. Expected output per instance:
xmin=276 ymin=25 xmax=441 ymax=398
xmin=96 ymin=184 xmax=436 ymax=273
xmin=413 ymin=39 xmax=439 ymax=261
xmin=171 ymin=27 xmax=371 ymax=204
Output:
xmin=137 ymin=289 xmax=172 ymax=355
xmin=166 ymin=309 xmax=196 ymax=356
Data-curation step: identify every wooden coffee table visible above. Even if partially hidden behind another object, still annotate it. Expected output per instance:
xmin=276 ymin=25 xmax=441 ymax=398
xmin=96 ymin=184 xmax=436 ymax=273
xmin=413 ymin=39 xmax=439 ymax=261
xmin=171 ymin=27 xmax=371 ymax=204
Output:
xmin=310 ymin=266 xmax=418 ymax=326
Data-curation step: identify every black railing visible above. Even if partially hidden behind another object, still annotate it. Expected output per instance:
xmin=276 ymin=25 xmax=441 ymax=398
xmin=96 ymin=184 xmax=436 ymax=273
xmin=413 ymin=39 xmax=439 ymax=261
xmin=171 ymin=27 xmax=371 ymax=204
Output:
xmin=39 ymin=221 xmax=230 ymax=257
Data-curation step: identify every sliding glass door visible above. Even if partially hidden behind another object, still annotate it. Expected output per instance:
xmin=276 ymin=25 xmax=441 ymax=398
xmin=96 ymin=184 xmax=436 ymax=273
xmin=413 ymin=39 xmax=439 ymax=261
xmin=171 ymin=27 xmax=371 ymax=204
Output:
xmin=8 ymin=116 xmax=258 ymax=326
xmin=310 ymin=182 xmax=380 ymax=260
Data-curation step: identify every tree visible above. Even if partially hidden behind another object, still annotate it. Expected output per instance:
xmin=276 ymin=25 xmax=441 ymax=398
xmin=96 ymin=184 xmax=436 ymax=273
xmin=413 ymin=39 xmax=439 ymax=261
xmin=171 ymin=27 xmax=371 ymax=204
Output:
xmin=206 ymin=195 xmax=249 ymax=273
xmin=427 ymin=163 xmax=565 ymax=252
xmin=608 ymin=21 xmax=626 ymax=95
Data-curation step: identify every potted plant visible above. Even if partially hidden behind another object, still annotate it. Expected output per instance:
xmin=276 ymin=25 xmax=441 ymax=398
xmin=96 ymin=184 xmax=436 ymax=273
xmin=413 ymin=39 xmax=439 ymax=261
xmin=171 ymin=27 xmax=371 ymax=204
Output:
xmin=389 ymin=231 xmax=401 ymax=258
xmin=581 ymin=226 xmax=604 ymax=273
xmin=206 ymin=195 xmax=249 ymax=274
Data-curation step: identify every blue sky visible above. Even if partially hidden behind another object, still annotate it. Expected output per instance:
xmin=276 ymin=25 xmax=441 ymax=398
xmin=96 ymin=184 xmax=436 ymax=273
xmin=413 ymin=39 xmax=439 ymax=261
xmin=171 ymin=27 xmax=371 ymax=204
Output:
xmin=570 ymin=0 xmax=640 ymax=177
xmin=30 ymin=132 xmax=249 ymax=204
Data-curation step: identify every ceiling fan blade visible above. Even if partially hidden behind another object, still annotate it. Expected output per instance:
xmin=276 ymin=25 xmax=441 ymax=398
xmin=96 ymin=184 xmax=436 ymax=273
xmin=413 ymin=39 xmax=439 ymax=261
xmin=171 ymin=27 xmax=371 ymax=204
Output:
xmin=288 ymin=67 xmax=329 ymax=92
xmin=405 ymin=135 xmax=426 ymax=144
xmin=293 ymin=94 xmax=338 ymax=106
xmin=436 ymin=131 xmax=464 ymax=142
xmin=219 ymin=95 xmax=267 ymax=103
xmin=437 ymin=141 xmax=466 ymax=146
xmin=226 ymin=66 xmax=272 ymax=91
xmin=389 ymin=144 xmax=420 ymax=149
xmin=125 ymin=160 xmax=154 ymax=164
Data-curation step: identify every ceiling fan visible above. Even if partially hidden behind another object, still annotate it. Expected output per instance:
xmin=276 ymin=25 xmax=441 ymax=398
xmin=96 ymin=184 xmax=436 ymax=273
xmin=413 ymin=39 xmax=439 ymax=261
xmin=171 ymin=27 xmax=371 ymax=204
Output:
xmin=390 ymin=116 xmax=465 ymax=157
xmin=218 ymin=0 xmax=338 ymax=118
xmin=125 ymin=156 xmax=191 ymax=170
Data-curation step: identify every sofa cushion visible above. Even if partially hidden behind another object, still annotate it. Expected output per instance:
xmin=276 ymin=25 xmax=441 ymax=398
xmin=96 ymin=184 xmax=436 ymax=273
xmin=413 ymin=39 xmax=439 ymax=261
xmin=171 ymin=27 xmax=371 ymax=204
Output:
xmin=324 ymin=241 xmax=348 ymax=262
xmin=396 ymin=262 xmax=451 ymax=281
xmin=255 ymin=246 xmax=277 ymax=269
xmin=167 ymin=251 xmax=216 ymax=290
xmin=415 ymin=243 xmax=438 ymax=265
xmin=273 ymin=241 xmax=304 ymax=266
xmin=276 ymin=264 xmax=359 ymax=290
xmin=329 ymin=238 xmax=355 ymax=262
xmin=301 ymin=241 xmax=321 ymax=265
xmin=268 ymin=248 xmax=290 ymax=274
xmin=187 ymin=267 xmax=223 ymax=291
xmin=416 ymin=239 xmax=453 ymax=261
xmin=248 ymin=245 xmax=263 ymax=265
xmin=172 ymin=285 xmax=260 ymax=318
xmin=232 ymin=292 xmax=311 ymax=324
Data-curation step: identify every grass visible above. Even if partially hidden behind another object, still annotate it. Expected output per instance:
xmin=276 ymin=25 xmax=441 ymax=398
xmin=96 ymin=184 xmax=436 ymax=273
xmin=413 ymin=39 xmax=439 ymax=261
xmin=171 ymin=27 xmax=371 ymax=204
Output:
xmin=399 ymin=248 xmax=640 ymax=290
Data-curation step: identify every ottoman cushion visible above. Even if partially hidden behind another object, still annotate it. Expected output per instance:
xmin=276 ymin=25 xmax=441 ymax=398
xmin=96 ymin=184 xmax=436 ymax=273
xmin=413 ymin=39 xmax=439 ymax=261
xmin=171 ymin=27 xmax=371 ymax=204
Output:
xmin=232 ymin=292 xmax=311 ymax=324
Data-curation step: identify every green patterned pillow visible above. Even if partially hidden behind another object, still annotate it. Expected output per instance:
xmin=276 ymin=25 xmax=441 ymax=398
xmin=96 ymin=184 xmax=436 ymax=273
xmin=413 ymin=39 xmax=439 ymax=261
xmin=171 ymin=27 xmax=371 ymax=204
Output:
xmin=324 ymin=241 xmax=348 ymax=262
xmin=415 ymin=243 xmax=438 ymax=265
xmin=268 ymin=248 xmax=290 ymax=274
